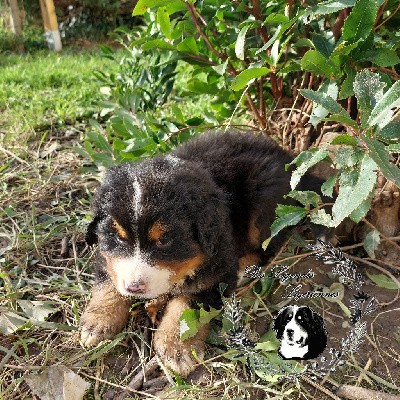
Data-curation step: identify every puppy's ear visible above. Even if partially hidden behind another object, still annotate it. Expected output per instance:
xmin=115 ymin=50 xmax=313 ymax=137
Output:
xmin=272 ymin=307 xmax=288 ymax=339
xmin=312 ymin=311 xmax=327 ymax=339
xmin=86 ymin=215 xmax=101 ymax=246
xmin=195 ymin=192 xmax=230 ymax=256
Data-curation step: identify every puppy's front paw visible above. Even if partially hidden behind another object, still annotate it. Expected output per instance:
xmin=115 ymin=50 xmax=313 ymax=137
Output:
xmin=79 ymin=282 xmax=131 ymax=346
xmin=154 ymin=326 xmax=205 ymax=377
xmin=152 ymin=296 xmax=209 ymax=377
xmin=80 ymin=310 xmax=124 ymax=346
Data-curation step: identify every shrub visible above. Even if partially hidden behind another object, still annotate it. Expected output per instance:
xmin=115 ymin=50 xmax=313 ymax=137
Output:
xmin=84 ymin=0 xmax=400 ymax=258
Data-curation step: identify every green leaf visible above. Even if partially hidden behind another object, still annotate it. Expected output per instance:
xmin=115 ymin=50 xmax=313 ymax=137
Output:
xmin=299 ymin=89 xmax=343 ymax=115
xmin=309 ymin=209 xmax=335 ymax=227
xmin=353 ymin=70 xmax=386 ymax=128
xmin=290 ymin=147 xmax=330 ymax=189
xmin=180 ymin=307 xmax=220 ymax=341
xmin=176 ymin=37 xmax=199 ymax=55
xmin=366 ymin=271 xmax=400 ymax=290
xmin=142 ymin=39 xmax=175 ymax=51
xmin=321 ymin=174 xmax=337 ymax=197
xmin=312 ymin=33 xmax=335 ymax=58
xmin=335 ymin=146 xmax=360 ymax=169
xmin=377 ymin=122 xmax=400 ymax=144
xmin=230 ymin=67 xmax=270 ymax=91
xmin=367 ymin=80 xmax=400 ymax=128
xmin=133 ymin=0 xmax=185 ymax=15
xmin=363 ymin=229 xmax=380 ymax=258
xmin=157 ymin=7 xmax=171 ymax=39
xmin=361 ymin=48 xmax=400 ymax=67
xmin=84 ymin=334 xmax=126 ymax=366
xmin=387 ymin=144 xmax=400 ymax=153
xmin=300 ymin=50 xmax=335 ymax=77
xmin=264 ymin=13 xmax=290 ymax=25
xmin=339 ymin=66 xmax=356 ymax=100
xmin=362 ymin=136 xmax=400 ymax=187
xmin=212 ymin=59 xmax=229 ymax=76
xmin=342 ymin=0 xmax=377 ymax=43
xmin=330 ymin=40 xmax=360 ymax=58
xmin=235 ymin=24 xmax=252 ymax=61
xmin=332 ymin=155 xmax=378 ymax=225
xmin=287 ymin=190 xmax=321 ymax=208
xmin=302 ymin=0 xmax=356 ymax=22
xmin=263 ymin=205 xmax=306 ymax=247
xmin=349 ymin=191 xmax=373 ymax=222
xmin=256 ymin=17 xmax=296 ymax=55
xmin=330 ymin=134 xmax=359 ymax=146
xmin=199 ymin=307 xmax=221 ymax=325
xmin=309 ymin=80 xmax=339 ymax=127
xmin=179 ymin=309 xmax=200 ymax=341
xmin=325 ymin=114 xmax=359 ymax=131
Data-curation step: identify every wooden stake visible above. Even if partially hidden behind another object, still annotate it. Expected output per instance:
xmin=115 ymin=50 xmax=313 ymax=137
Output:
xmin=8 ymin=0 xmax=22 ymax=36
xmin=39 ymin=0 xmax=62 ymax=51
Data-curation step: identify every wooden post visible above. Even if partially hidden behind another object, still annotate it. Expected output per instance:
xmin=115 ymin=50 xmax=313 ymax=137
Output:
xmin=8 ymin=0 xmax=22 ymax=36
xmin=39 ymin=0 xmax=62 ymax=52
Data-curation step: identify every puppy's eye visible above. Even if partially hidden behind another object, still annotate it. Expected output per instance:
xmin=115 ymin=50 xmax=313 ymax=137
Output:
xmin=110 ymin=232 xmax=127 ymax=243
xmin=297 ymin=315 xmax=302 ymax=320
xmin=155 ymin=235 xmax=173 ymax=248
xmin=115 ymin=233 xmax=127 ymax=243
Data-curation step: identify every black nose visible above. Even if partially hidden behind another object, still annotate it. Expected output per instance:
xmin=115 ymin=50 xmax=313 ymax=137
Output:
xmin=286 ymin=329 xmax=294 ymax=338
xmin=126 ymin=281 xmax=146 ymax=294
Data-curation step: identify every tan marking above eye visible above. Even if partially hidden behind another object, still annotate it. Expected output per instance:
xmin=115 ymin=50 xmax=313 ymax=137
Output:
xmin=148 ymin=222 xmax=168 ymax=242
xmin=112 ymin=219 xmax=128 ymax=240
xmin=248 ymin=215 xmax=260 ymax=248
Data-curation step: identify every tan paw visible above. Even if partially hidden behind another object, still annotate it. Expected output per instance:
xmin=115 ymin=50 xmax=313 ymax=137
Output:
xmin=79 ymin=282 xmax=131 ymax=347
xmin=80 ymin=311 xmax=123 ymax=346
xmin=154 ymin=328 xmax=205 ymax=377
xmin=152 ymin=296 xmax=209 ymax=377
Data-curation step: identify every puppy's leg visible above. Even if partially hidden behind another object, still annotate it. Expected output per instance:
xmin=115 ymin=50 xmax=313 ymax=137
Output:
xmin=153 ymin=296 xmax=209 ymax=377
xmin=80 ymin=280 xmax=131 ymax=346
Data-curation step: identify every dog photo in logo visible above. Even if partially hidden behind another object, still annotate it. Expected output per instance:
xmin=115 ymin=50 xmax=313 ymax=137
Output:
xmin=273 ymin=305 xmax=327 ymax=360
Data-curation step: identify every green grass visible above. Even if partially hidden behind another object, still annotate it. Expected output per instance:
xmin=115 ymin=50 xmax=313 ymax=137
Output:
xmin=0 ymin=49 xmax=122 ymax=144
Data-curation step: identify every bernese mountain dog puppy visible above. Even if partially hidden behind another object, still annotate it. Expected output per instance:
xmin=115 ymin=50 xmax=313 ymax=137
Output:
xmin=272 ymin=305 xmax=327 ymax=360
xmin=79 ymin=131 xmax=326 ymax=376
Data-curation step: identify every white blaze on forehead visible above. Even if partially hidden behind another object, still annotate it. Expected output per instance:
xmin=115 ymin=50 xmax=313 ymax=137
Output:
xmin=132 ymin=176 xmax=143 ymax=219
xmin=284 ymin=306 xmax=307 ymax=343
xmin=165 ymin=154 xmax=181 ymax=167
xmin=112 ymin=249 xmax=172 ymax=299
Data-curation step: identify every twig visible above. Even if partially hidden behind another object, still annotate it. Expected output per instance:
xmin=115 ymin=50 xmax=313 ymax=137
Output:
xmin=165 ymin=123 xmax=257 ymax=141
xmin=116 ymin=357 xmax=159 ymax=397
xmin=185 ymin=2 xmax=224 ymax=60
xmin=0 ymin=145 xmax=31 ymax=168
xmin=300 ymin=374 xmax=342 ymax=400
xmin=362 ymin=218 xmax=400 ymax=250
xmin=80 ymin=371 xmax=158 ymax=398
xmin=369 ymin=66 xmax=400 ymax=80
xmin=336 ymin=384 xmax=400 ymax=400
xmin=375 ymin=1 xmax=400 ymax=31
xmin=349 ymin=256 xmax=400 ymax=307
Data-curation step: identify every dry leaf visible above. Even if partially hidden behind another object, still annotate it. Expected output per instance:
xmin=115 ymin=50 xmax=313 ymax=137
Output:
xmin=25 ymin=366 xmax=90 ymax=400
